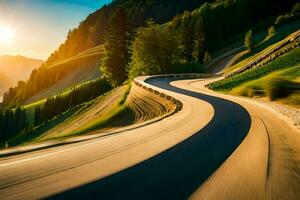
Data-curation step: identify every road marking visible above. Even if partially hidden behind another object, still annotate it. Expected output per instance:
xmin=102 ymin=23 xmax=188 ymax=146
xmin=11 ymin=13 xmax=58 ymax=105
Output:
xmin=0 ymin=138 xmax=106 ymax=168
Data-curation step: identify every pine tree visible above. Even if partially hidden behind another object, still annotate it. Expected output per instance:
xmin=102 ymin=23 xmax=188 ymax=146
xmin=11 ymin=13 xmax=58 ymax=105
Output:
xmin=34 ymin=106 xmax=41 ymax=126
xmin=15 ymin=107 xmax=22 ymax=133
xmin=100 ymin=7 xmax=129 ymax=87
xmin=194 ymin=16 xmax=206 ymax=62
xmin=203 ymin=51 xmax=212 ymax=64
xmin=180 ymin=11 xmax=195 ymax=62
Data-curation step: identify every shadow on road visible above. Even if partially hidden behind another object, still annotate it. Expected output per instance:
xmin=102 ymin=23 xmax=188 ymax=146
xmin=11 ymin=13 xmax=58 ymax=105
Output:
xmin=50 ymin=78 xmax=251 ymax=200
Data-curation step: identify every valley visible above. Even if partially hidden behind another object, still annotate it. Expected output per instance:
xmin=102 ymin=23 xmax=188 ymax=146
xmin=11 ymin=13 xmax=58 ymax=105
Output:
xmin=0 ymin=0 xmax=300 ymax=199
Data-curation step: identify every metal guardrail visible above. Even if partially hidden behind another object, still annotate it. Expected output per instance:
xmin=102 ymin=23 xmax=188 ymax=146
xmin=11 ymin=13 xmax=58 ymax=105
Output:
xmin=133 ymin=73 xmax=214 ymax=112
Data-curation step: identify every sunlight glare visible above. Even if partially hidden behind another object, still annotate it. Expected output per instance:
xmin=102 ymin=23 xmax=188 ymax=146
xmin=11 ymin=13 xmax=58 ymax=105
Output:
xmin=0 ymin=26 xmax=15 ymax=44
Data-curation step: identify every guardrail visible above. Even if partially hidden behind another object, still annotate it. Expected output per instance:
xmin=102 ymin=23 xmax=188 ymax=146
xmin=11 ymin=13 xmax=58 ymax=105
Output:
xmin=133 ymin=73 xmax=213 ymax=112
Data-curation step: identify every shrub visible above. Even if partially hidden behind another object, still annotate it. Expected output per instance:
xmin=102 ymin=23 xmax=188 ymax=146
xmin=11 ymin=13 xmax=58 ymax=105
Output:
xmin=244 ymin=30 xmax=255 ymax=51
xmin=231 ymin=82 xmax=264 ymax=97
xmin=267 ymin=26 xmax=276 ymax=38
xmin=203 ymin=51 xmax=212 ymax=64
xmin=264 ymin=77 xmax=300 ymax=101
xmin=285 ymin=93 xmax=300 ymax=105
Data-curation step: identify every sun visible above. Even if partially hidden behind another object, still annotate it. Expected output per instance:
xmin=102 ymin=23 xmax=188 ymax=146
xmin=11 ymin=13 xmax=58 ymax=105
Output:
xmin=0 ymin=26 xmax=15 ymax=44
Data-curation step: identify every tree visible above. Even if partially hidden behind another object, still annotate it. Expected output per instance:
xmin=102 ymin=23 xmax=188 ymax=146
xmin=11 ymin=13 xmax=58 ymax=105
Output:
xmin=0 ymin=109 xmax=3 ymax=139
xmin=291 ymin=3 xmax=300 ymax=15
xmin=100 ymin=7 xmax=129 ymax=87
xmin=128 ymin=21 xmax=180 ymax=78
xmin=267 ymin=26 xmax=276 ymax=38
xmin=34 ymin=106 xmax=41 ymax=126
xmin=203 ymin=51 xmax=212 ymax=64
xmin=193 ymin=16 xmax=206 ymax=62
xmin=244 ymin=30 xmax=255 ymax=51
xmin=180 ymin=12 xmax=195 ymax=61
xmin=0 ymin=107 xmax=27 ymax=142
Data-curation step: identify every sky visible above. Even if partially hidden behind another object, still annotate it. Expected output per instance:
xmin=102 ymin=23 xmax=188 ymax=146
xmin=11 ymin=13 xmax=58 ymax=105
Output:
xmin=0 ymin=0 xmax=112 ymax=60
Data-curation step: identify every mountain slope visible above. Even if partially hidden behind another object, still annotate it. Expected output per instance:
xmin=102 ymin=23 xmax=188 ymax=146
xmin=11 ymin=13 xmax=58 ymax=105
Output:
xmin=0 ymin=72 xmax=12 ymax=97
xmin=45 ymin=0 xmax=209 ymax=65
xmin=2 ymin=0 xmax=298 ymax=106
xmin=1 ymin=0 xmax=209 ymax=106
xmin=0 ymin=55 xmax=43 ymax=84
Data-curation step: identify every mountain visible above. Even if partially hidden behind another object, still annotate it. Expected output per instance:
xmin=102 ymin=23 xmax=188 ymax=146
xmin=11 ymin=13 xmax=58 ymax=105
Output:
xmin=0 ymin=55 xmax=43 ymax=85
xmin=2 ymin=0 xmax=297 ymax=106
xmin=45 ymin=0 xmax=210 ymax=65
xmin=2 ymin=0 xmax=210 ymax=106
xmin=0 ymin=71 xmax=12 ymax=99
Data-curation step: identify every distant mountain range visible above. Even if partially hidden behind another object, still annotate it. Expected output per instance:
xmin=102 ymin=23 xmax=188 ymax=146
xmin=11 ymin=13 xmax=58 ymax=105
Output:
xmin=0 ymin=55 xmax=43 ymax=96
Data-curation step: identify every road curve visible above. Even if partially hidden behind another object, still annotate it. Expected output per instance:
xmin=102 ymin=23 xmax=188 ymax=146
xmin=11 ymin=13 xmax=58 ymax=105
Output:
xmin=187 ymin=79 xmax=300 ymax=200
xmin=0 ymin=77 xmax=251 ymax=200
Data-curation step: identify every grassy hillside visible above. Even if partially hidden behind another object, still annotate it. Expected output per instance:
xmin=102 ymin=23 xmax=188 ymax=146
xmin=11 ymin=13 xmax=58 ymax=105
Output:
xmin=22 ymin=45 xmax=104 ymax=105
xmin=225 ymin=20 xmax=300 ymax=74
xmin=3 ymin=0 xmax=298 ymax=107
xmin=209 ymin=23 xmax=300 ymax=107
xmin=230 ymin=66 xmax=300 ymax=106
xmin=6 ymin=88 xmax=121 ymax=146
xmin=22 ymin=77 xmax=107 ymax=125
xmin=2 ymin=45 xmax=103 ymax=106
xmin=210 ymin=47 xmax=300 ymax=91
xmin=47 ymin=45 xmax=104 ymax=69
xmin=5 ymin=80 xmax=178 ymax=147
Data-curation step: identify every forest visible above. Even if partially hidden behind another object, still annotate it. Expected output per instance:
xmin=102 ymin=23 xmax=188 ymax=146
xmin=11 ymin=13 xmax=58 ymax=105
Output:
xmin=0 ymin=78 xmax=111 ymax=141
xmin=33 ymin=78 xmax=111 ymax=127
xmin=1 ymin=0 xmax=208 ymax=106
xmin=1 ymin=0 xmax=299 ymax=141
xmin=0 ymin=107 xmax=26 ymax=141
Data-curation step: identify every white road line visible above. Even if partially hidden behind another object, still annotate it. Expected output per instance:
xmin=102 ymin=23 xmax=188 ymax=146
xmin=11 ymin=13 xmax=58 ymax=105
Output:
xmin=0 ymin=139 xmax=104 ymax=168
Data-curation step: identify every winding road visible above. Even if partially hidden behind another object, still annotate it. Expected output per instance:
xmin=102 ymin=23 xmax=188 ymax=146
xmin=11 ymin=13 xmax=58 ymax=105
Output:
xmin=0 ymin=76 xmax=299 ymax=200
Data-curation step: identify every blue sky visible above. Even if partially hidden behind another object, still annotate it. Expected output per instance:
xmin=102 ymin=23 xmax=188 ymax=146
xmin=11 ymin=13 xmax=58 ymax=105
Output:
xmin=0 ymin=0 xmax=112 ymax=59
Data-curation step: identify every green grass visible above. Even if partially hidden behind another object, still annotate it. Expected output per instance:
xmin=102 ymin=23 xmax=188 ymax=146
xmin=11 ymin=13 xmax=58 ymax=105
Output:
xmin=47 ymin=45 xmax=104 ymax=69
xmin=229 ymin=67 xmax=300 ymax=106
xmin=2 ymin=85 xmax=127 ymax=147
xmin=210 ymin=47 xmax=300 ymax=91
xmin=239 ymin=20 xmax=300 ymax=61
xmin=44 ymin=84 xmax=133 ymax=140
xmin=225 ymin=20 xmax=300 ymax=73
xmin=22 ymin=78 xmax=100 ymax=125
xmin=280 ymin=65 xmax=300 ymax=78
xmin=231 ymin=71 xmax=299 ymax=95
xmin=5 ymin=104 xmax=86 ymax=147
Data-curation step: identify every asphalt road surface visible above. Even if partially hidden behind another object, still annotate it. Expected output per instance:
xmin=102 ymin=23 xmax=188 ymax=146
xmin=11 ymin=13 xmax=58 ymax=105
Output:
xmin=48 ymin=77 xmax=251 ymax=199
xmin=2 ymin=76 xmax=300 ymax=200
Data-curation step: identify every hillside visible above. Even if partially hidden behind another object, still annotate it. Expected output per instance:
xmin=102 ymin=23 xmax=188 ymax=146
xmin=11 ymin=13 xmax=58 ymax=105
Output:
xmin=209 ymin=27 xmax=300 ymax=107
xmin=1 ymin=1 xmax=300 ymax=199
xmin=1 ymin=0 xmax=299 ymax=145
xmin=24 ymin=45 xmax=104 ymax=104
xmin=1 ymin=0 xmax=209 ymax=106
xmin=0 ymin=72 xmax=12 ymax=98
xmin=3 ymin=0 xmax=298 ymax=107
xmin=0 ymin=55 xmax=43 ymax=84
xmin=45 ymin=0 xmax=209 ymax=65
